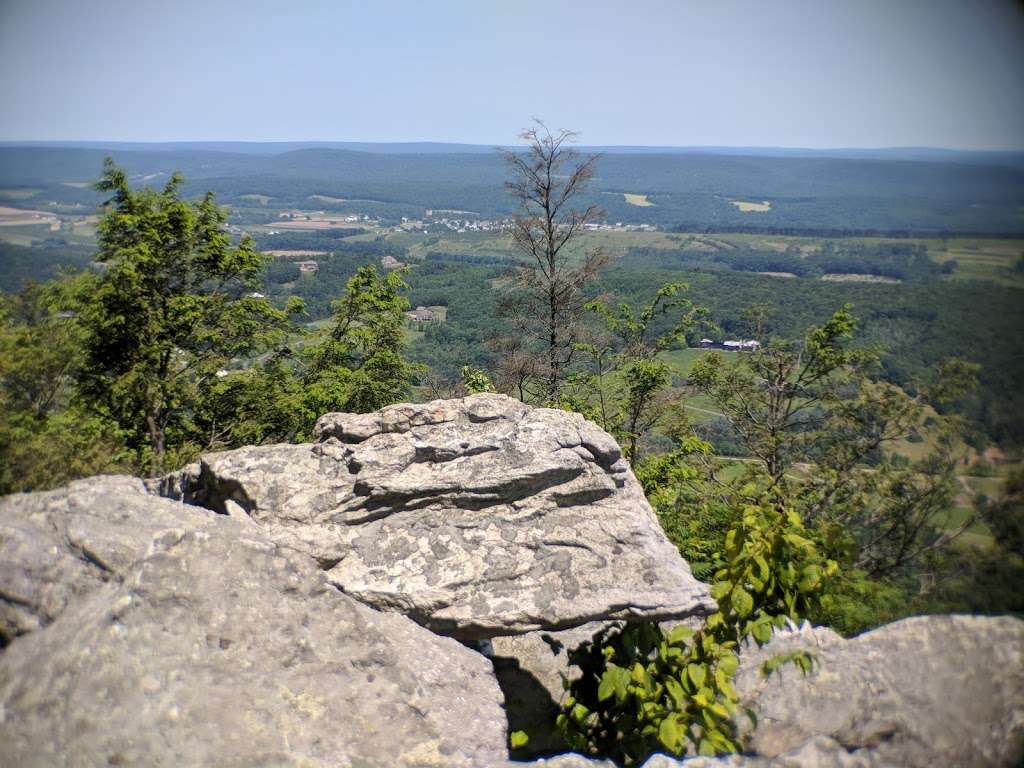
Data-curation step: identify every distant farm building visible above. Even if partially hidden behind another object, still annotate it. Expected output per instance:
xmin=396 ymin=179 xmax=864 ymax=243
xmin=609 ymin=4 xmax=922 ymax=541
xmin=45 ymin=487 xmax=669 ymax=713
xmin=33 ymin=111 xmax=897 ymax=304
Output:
xmin=406 ymin=306 xmax=435 ymax=322
xmin=701 ymin=339 xmax=761 ymax=351
xmin=297 ymin=260 xmax=319 ymax=273
xmin=382 ymin=255 xmax=404 ymax=270
xmin=722 ymin=340 xmax=761 ymax=351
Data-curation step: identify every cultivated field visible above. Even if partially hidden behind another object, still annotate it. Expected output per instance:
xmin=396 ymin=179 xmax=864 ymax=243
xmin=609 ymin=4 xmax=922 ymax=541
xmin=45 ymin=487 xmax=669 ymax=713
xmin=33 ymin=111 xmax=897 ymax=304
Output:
xmin=822 ymin=273 xmax=902 ymax=284
xmin=730 ymin=200 xmax=772 ymax=212
xmin=623 ymin=193 xmax=654 ymax=207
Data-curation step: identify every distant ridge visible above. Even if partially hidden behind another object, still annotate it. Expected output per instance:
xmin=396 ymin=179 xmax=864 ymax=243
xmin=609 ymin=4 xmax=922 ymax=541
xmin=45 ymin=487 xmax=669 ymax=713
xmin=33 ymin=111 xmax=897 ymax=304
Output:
xmin=2 ymin=140 xmax=1023 ymax=168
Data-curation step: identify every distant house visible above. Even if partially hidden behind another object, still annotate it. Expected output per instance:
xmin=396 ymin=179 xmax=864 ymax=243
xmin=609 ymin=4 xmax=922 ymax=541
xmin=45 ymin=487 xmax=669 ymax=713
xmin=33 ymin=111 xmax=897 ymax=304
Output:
xmin=405 ymin=305 xmax=434 ymax=322
xmin=297 ymin=260 xmax=319 ymax=273
xmin=381 ymin=255 xmax=404 ymax=270
xmin=982 ymin=446 xmax=1008 ymax=465
xmin=722 ymin=339 xmax=761 ymax=351
xmin=699 ymin=338 xmax=715 ymax=348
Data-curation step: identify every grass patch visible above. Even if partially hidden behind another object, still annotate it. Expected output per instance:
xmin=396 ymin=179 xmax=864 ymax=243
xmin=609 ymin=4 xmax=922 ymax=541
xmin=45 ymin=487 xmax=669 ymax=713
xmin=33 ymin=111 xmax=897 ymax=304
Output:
xmin=729 ymin=200 xmax=771 ymax=212
xmin=623 ymin=193 xmax=654 ymax=207
xmin=0 ymin=188 xmax=42 ymax=199
xmin=240 ymin=194 xmax=272 ymax=205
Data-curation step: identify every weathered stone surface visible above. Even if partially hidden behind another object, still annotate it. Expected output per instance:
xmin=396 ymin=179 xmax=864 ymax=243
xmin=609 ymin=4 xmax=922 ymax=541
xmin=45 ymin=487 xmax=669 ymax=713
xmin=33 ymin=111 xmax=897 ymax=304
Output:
xmin=734 ymin=615 xmax=1024 ymax=768
xmin=158 ymin=394 xmax=715 ymax=639
xmin=0 ymin=488 xmax=508 ymax=768
xmin=0 ymin=475 xmax=220 ymax=644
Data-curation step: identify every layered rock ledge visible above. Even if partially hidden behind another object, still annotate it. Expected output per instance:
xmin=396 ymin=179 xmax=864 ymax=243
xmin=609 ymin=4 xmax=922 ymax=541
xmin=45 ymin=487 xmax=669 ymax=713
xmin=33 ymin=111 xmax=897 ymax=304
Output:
xmin=157 ymin=394 xmax=715 ymax=639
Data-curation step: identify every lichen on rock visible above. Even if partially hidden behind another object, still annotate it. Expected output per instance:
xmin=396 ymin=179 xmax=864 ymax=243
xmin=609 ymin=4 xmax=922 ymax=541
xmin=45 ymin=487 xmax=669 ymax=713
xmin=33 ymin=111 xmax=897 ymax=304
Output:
xmin=158 ymin=394 xmax=716 ymax=639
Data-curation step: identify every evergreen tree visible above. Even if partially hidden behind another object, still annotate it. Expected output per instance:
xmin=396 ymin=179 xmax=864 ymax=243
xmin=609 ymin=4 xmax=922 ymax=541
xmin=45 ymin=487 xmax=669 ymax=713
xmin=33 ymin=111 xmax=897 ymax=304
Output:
xmin=78 ymin=160 xmax=291 ymax=475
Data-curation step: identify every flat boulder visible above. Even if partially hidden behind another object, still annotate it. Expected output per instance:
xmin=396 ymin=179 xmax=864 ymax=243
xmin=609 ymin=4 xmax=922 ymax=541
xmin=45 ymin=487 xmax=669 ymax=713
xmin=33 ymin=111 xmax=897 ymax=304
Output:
xmin=158 ymin=394 xmax=715 ymax=639
xmin=0 ymin=485 xmax=508 ymax=767
xmin=734 ymin=615 xmax=1024 ymax=767
xmin=0 ymin=475 xmax=219 ymax=644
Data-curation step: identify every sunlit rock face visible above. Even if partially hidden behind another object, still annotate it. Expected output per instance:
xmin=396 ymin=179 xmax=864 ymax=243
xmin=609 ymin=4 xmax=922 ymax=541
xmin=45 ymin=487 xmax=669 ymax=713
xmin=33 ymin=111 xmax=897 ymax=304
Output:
xmin=158 ymin=394 xmax=716 ymax=640
xmin=0 ymin=478 xmax=508 ymax=768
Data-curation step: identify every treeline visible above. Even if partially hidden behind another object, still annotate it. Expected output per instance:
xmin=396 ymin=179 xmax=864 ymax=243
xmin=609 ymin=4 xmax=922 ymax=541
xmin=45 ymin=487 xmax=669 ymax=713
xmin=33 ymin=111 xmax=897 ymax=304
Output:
xmin=250 ymin=228 xmax=367 ymax=251
xmin=0 ymin=241 xmax=97 ymax=293
xmin=423 ymin=251 xmax=514 ymax=266
xmin=5 ymin=144 xmax=1024 ymax=234
xmin=622 ymin=241 xmax=946 ymax=282
xmin=669 ymin=222 xmax=1024 ymax=239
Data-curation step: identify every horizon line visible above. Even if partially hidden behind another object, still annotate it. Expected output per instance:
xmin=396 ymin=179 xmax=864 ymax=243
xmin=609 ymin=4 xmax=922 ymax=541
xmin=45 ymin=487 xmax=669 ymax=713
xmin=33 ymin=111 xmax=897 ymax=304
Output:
xmin=2 ymin=139 xmax=1024 ymax=154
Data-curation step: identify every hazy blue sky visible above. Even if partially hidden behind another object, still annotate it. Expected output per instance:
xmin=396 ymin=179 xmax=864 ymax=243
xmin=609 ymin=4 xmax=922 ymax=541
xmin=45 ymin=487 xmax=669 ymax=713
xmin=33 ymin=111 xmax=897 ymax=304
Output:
xmin=1 ymin=0 xmax=1022 ymax=148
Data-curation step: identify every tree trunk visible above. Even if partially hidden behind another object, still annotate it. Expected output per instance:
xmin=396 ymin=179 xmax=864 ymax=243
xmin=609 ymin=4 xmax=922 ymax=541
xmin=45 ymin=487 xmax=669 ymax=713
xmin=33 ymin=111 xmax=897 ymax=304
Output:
xmin=147 ymin=410 xmax=165 ymax=477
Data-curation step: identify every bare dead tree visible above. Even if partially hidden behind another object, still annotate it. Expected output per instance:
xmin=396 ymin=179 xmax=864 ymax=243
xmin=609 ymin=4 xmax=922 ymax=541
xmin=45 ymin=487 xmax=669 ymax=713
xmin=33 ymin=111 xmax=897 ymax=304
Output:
xmin=499 ymin=121 xmax=609 ymax=403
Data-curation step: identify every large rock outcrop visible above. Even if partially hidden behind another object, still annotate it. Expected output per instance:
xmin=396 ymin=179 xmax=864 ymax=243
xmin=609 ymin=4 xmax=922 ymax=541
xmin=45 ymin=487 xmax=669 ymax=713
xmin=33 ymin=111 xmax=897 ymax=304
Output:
xmin=0 ymin=478 xmax=508 ymax=767
xmin=732 ymin=616 xmax=1024 ymax=767
xmin=2 ymin=396 xmax=1021 ymax=767
xmin=0 ymin=475 xmax=223 ymax=644
xmin=157 ymin=394 xmax=714 ymax=639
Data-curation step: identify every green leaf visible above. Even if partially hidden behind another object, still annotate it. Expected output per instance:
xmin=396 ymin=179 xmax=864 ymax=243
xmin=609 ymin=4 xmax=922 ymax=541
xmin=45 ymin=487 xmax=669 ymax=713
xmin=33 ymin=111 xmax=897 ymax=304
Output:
xmin=668 ymin=625 xmax=695 ymax=645
xmin=686 ymin=663 xmax=706 ymax=689
xmin=665 ymin=677 xmax=686 ymax=710
xmin=658 ymin=714 xmax=685 ymax=754
xmin=732 ymin=586 xmax=754 ymax=617
xmin=597 ymin=669 xmax=617 ymax=702
xmin=710 ymin=581 xmax=731 ymax=600
xmin=510 ymin=730 xmax=529 ymax=749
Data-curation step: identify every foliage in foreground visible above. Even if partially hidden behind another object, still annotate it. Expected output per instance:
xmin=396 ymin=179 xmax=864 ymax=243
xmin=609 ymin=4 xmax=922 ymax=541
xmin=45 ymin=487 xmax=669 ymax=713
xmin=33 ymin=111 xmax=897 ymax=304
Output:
xmin=556 ymin=489 xmax=834 ymax=764
xmin=552 ymin=306 xmax=996 ymax=762
xmin=0 ymin=165 xmax=420 ymax=486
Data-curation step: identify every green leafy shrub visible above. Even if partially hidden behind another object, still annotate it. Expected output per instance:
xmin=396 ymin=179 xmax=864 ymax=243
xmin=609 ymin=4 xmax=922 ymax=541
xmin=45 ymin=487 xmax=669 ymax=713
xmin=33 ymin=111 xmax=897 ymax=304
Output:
xmin=555 ymin=493 xmax=836 ymax=764
xmin=557 ymin=623 xmax=741 ymax=763
xmin=460 ymin=364 xmax=496 ymax=394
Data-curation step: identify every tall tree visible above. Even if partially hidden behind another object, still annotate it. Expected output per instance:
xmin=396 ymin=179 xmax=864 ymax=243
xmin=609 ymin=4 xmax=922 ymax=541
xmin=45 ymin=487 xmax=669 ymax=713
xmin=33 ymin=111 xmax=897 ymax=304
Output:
xmin=674 ymin=307 xmax=981 ymax=627
xmin=573 ymin=283 xmax=705 ymax=462
xmin=499 ymin=121 xmax=609 ymax=403
xmin=78 ymin=160 xmax=290 ymax=475
xmin=302 ymin=265 xmax=421 ymax=416
xmin=199 ymin=265 xmax=420 ymax=446
xmin=0 ymin=277 xmax=131 ymax=493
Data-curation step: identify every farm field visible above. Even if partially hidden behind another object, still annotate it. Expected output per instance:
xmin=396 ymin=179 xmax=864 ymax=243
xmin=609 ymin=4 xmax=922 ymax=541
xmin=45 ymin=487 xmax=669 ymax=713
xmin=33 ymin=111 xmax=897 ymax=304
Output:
xmin=623 ymin=193 xmax=654 ymax=206
xmin=730 ymin=200 xmax=772 ymax=212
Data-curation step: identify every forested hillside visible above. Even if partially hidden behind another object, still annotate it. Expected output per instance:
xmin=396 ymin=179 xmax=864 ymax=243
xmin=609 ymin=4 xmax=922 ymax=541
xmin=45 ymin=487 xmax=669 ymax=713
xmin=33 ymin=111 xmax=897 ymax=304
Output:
xmin=3 ymin=144 xmax=1024 ymax=233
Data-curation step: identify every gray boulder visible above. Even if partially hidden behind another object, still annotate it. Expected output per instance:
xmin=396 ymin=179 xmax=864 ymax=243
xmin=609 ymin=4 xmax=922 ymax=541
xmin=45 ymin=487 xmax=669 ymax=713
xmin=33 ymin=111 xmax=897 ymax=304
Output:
xmin=0 ymin=475 xmax=221 ymax=644
xmin=158 ymin=394 xmax=715 ymax=639
xmin=734 ymin=615 xmax=1024 ymax=767
xmin=0 ymin=486 xmax=508 ymax=767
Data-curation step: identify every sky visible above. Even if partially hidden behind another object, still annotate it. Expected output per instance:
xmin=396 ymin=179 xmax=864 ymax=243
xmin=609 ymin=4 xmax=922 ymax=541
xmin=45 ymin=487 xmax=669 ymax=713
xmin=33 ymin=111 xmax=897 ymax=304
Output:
xmin=1 ymin=0 xmax=1022 ymax=149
